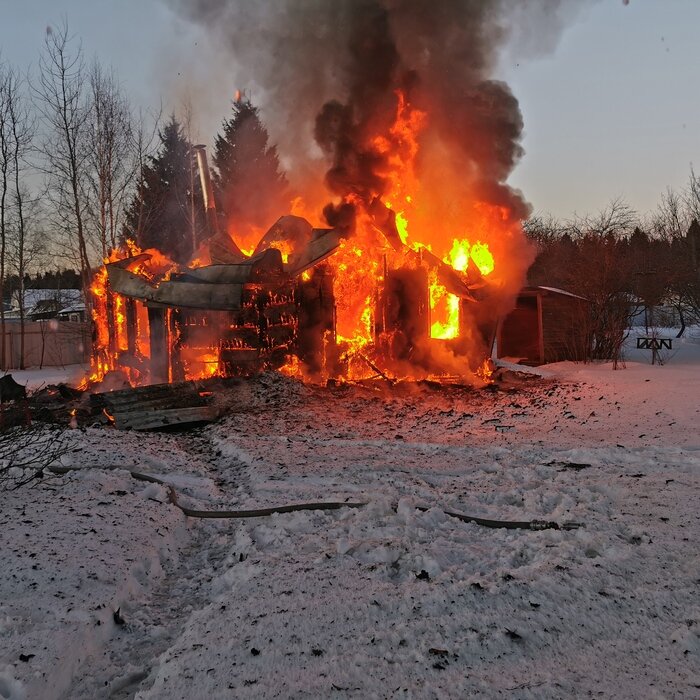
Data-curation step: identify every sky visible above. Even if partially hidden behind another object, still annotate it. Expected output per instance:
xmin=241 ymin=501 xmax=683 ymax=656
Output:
xmin=0 ymin=0 xmax=698 ymax=220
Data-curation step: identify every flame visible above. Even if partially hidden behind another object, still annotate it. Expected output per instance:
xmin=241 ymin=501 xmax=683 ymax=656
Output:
xmin=87 ymin=240 xmax=179 ymax=388
xmin=476 ymin=358 xmax=494 ymax=382
xmin=429 ymin=239 xmax=495 ymax=340
xmin=331 ymin=230 xmax=382 ymax=363
xmin=320 ymin=88 xmax=507 ymax=378
xmin=83 ymin=85 xmax=518 ymax=389
xmin=430 ymin=281 xmax=460 ymax=340
xmin=279 ymin=354 xmax=303 ymax=378
xmin=272 ymin=240 xmax=293 ymax=264
xmin=182 ymin=349 xmax=221 ymax=379
xmin=469 ymin=242 xmax=495 ymax=276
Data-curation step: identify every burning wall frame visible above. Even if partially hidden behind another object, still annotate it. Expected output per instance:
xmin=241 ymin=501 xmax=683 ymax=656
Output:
xmin=100 ymin=224 xmax=341 ymax=383
xmin=97 ymin=242 xmax=496 ymax=385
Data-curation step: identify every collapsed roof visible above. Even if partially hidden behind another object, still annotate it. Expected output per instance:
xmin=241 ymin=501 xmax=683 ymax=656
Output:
xmin=105 ymin=212 xmax=488 ymax=311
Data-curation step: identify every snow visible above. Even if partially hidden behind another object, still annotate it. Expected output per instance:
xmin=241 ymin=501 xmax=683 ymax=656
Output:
xmin=1 ymin=336 xmax=699 ymax=698
xmin=4 ymin=364 xmax=88 ymax=391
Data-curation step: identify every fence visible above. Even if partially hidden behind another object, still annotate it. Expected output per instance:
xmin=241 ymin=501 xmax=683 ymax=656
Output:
xmin=0 ymin=320 xmax=90 ymax=370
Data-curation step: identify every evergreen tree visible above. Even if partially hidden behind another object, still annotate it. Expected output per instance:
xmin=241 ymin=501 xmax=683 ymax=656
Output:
xmin=212 ymin=96 xmax=289 ymax=241
xmin=123 ymin=116 xmax=205 ymax=263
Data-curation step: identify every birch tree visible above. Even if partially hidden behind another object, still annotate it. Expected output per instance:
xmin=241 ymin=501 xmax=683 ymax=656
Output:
xmin=0 ymin=63 xmax=11 ymax=368
xmin=87 ymin=62 xmax=133 ymax=258
xmin=33 ymin=22 xmax=92 ymax=292
xmin=6 ymin=69 xmax=34 ymax=368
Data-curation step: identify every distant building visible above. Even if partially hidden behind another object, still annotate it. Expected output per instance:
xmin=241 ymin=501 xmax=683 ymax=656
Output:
xmin=10 ymin=289 xmax=84 ymax=321
xmin=56 ymin=303 xmax=87 ymax=323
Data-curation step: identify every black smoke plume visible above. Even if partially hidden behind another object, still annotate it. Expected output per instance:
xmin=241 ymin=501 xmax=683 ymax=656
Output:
xmin=165 ymin=1 xmax=590 ymax=230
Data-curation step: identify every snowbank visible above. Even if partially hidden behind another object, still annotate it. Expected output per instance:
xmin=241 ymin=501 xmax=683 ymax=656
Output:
xmin=3 ymin=364 xmax=88 ymax=391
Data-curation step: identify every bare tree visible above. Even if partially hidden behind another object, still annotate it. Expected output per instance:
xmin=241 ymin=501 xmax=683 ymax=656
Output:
xmin=646 ymin=173 xmax=700 ymax=335
xmin=0 ymin=62 xmax=11 ymax=369
xmin=86 ymin=61 xmax=133 ymax=258
xmin=0 ymin=423 xmax=67 ymax=490
xmin=684 ymin=166 xmax=700 ymax=224
xmin=120 ymin=105 xmax=161 ymax=246
xmin=9 ymin=193 xmax=47 ymax=368
xmin=565 ymin=197 xmax=637 ymax=240
xmin=0 ymin=63 xmax=35 ymax=370
xmin=6 ymin=71 xmax=34 ymax=368
xmin=522 ymin=211 xmax=563 ymax=248
xmin=649 ymin=187 xmax=689 ymax=243
xmin=527 ymin=200 xmax=642 ymax=366
xmin=33 ymin=22 xmax=92 ymax=293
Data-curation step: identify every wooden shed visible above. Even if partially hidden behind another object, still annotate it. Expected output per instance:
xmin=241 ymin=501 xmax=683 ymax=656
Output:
xmin=497 ymin=286 xmax=589 ymax=366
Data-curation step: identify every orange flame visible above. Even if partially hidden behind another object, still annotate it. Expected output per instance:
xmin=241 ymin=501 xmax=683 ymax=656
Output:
xmin=84 ymin=84 xmax=519 ymax=388
xmin=429 ymin=239 xmax=495 ymax=339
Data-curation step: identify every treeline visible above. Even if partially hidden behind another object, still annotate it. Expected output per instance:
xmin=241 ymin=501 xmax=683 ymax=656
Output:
xmin=525 ymin=183 xmax=700 ymax=364
xmin=125 ymin=105 xmax=287 ymax=264
xmin=2 ymin=269 xmax=81 ymax=302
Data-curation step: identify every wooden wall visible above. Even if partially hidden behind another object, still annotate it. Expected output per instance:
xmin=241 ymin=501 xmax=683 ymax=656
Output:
xmin=0 ymin=321 xmax=90 ymax=370
xmin=498 ymin=294 xmax=541 ymax=364
xmin=498 ymin=289 xmax=589 ymax=365
xmin=540 ymin=294 xmax=588 ymax=363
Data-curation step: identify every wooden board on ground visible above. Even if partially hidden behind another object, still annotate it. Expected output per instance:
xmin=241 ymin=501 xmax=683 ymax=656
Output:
xmin=112 ymin=405 xmax=221 ymax=431
xmin=90 ymin=378 xmax=237 ymax=430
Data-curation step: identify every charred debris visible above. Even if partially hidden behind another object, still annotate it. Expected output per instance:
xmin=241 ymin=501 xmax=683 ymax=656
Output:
xmin=0 ymin=367 xmax=544 ymax=433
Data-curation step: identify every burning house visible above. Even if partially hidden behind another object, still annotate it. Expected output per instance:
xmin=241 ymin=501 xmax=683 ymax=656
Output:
xmin=91 ymin=188 xmax=501 ymax=385
xmin=88 ymin=1 xmax=535 ymax=389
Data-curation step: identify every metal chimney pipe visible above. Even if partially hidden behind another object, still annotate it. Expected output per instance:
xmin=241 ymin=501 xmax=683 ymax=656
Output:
xmin=193 ymin=144 xmax=220 ymax=237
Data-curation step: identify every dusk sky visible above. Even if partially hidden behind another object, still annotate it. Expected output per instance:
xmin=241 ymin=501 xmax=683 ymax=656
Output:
xmin=1 ymin=0 xmax=698 ymax=219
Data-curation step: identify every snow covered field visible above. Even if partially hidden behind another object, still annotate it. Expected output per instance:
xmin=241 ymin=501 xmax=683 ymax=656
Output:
xmin=1 ymin=343 xmax=699 ymax=698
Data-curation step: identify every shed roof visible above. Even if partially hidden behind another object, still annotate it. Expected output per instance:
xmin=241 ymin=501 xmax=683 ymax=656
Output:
xmin=522 ymin=286 xmax=588 ymax=301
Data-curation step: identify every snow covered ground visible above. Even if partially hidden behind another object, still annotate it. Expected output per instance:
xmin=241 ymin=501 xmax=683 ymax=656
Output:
xmin=1 ymin=339 xmax=699 ymax=698
xmin=4 ymin=363 xmax=88 ymax=391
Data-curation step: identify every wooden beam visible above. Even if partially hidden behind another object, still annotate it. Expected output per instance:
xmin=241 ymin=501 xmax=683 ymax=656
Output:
xmin=537 ymin=292 xmax=545 ymax=365
xmin=169 ymin=309 xmax=185 ymax=382
xmin=125 ymin=298 xmax=137 ymax=355
xmin=286 ymin=228 xmax=343 ymax=278
xmin=106 ymin=265 xmax=244 ymax=310
xmin=147 ymin=307 xmax=169 ymax=383
xmin=106 ymin=290 xmax=118 ymax=355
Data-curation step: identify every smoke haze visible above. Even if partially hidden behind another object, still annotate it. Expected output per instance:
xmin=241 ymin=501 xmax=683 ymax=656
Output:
xmin=164 ymin=0 xmax=592 ymax=217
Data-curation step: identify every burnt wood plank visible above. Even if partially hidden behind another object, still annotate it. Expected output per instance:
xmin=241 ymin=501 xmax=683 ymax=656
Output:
xmin=113 ymin=405 xmax=221 ymax=431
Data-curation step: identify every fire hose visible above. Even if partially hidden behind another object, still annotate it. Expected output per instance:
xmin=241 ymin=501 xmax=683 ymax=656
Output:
xmin=47 ymin=465 xmax=581 ymax=531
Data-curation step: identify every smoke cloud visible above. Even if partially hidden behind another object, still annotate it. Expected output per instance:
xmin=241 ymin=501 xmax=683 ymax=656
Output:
xmin=164 ymin=0 xmax=595 ymax=374
xmin=164 ymin=1 xmax=590 ymax=221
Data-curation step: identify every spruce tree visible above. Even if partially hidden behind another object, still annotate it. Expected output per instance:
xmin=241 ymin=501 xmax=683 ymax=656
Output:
xmin=212 ymin=96 xmax=289 ymax=240
xmin=123 ymin=116 xmax=206 ymax=263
